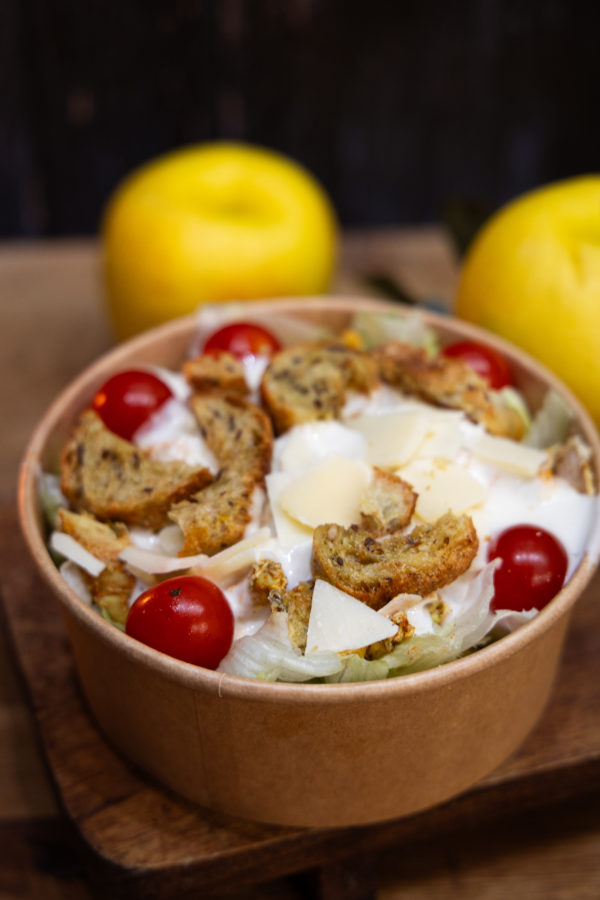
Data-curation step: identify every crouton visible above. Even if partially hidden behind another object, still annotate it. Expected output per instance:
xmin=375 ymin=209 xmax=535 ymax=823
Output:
xmin=249 ymin=558 xmax=288 ymax=606
xmin=60 ymin=410 xmax=212 ymax=530
xmin=312 ymin=512 xmax=478 ymax=608
xmin=261 ymin=343 xmax=379 ymax=434
xmin=169 ymin=393 xmax=273 ymax=556
xmin=56 ymin=507 xmax=134 ymax=625
xmin=183 ymin=351 xmax=247 ymax=394
xmin=374 ymin=341 xmax=526 ymax=440
xmin=359 ymin=467 xmax=417 ymax=534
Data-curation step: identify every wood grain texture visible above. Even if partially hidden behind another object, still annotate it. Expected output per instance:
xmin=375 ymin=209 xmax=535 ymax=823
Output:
xmin=1 ymin=233 xmax=598 ymax=898
xmin=2 ymin=496 xmax=600 ymax=894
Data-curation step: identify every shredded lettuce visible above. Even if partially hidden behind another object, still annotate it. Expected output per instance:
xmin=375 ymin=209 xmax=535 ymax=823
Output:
xmin=351 ymin=309 xmax=439 ymax=355
xmin=326 ymin=562 xmax=499 ymax=683
xmin=524 ymin=389 xmax=572 ymax=449
xmin=193 ymin=303 xmax=332 ymax=354
xmin=39 ymin=472 xmax=67 ymax=530
xmin=497 ymin=386 xmax=532 ymax=436
xmin=218 ymin=612 xmax=343 ymax=682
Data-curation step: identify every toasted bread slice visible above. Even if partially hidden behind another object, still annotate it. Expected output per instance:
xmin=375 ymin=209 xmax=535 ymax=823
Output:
xmin=374 ymin=341 xmax=526 ymax=440
xmin=60 ymin=410 xmax=212 ymax=530
xmin=261 ymin=343 xmax=379 ymax=434
xmin=365 ymin=611 xmax=415 ymax=660
xmin=312 ymin=512 xmax=478 ymax=608
xmin=183 ymin=351 xmax=247 ymax=394
xmin=169 ymin=393 xmax=273 ymax=556
xmin=359 ymin=467 xmax=417 ymax=534
xmin=249 ymin=558 xmax=288 ymax=607
xmin=170 ymin=472 xmax=259 ymax=556
xmin=268 ymin=578 xmax=314 ymax=652
xmin=57 ymin=507 xmax=130 ymax=559
xmin=189 ymin=392 xmax=273 ymax=476
xmin=547 ymin=434 xmax=596 ymax=495
xmin=56 ymin=507 xmax=135 ymax=625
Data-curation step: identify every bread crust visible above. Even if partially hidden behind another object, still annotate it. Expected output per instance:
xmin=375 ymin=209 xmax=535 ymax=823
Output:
xmin=60 ymin=410 xmax=213 ymax=530
xmin=169 ymin=393 xmax=273 ymax=556
xmin=261 ymin=343 xmax=379 ymax=434
xmin=359 ymin=467 xmax=417 ymax=534
xmin=312 ymin=512 xmax=479 ymax=608
xmin=56 ymin=507 xmax=135 ymax=625
xmin=374 ymin=340 xmax=526 ymax=440
xmin=183 ymin=351 xmax=247 ymax=394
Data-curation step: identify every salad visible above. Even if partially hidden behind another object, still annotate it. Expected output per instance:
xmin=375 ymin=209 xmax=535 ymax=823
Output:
xmin=41 ymin=306 xmax=598 ymax=683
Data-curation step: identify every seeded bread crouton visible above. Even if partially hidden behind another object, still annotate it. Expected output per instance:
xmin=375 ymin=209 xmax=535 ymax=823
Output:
xmin=169 ymin=393 xmax=273 ymax=556
xmin=188 ymin=392 xmax=272 ymax=476
xmin=56 ymin=507 xmax=135 ymax=625
xmin=60 ymin=410 xmax=212 ymax=530
xmin=170 ymin=472 xmax=260 ymax=556
xmin=365 ymin=611 xmax=415 ymax=660
xmin=183 ymin=351 xmax=247 ymax=394
xmin=374 ymin=341 xmax=526 ymax=440
xmin=249 ymin=558 xmax=288 ymax=606
xmin=312 ymin=512 xmax=478 ymax=608
xmin=547 ymin=435 xmax=596 ymax=495
xmin=261 ymin=343 xmax=379 ymax=434
xmin=359 ymin=467 xmax=417 ymax=534
xmin=57 ymin=507 xmax=130 ymax=559
xmin=269 ymin=578 xmax=314 ymax=652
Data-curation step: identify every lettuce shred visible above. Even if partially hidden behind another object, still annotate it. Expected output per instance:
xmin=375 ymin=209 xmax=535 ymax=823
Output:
xmin=350 ymin=310 xmax=439 ymax=355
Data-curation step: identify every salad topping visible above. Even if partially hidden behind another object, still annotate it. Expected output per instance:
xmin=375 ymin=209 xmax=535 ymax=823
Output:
xmin=42 ymin=308 xmax=598 ymax=681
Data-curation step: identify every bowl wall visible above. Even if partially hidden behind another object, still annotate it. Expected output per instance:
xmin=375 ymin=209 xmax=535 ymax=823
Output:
xmin=19 ymin=297 xmax=600 ymax=827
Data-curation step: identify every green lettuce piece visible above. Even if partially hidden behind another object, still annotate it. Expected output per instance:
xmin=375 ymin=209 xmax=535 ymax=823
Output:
xmin=524 ymin=389 xmax=572 ymax=449
xmin=39 ymin=472 xmax=67 ymax=530
xmin=99 ymin=607 xmax=126 ymax=632
xmin=497 ymin=386 xmax=532 ymax=436
xmin=351 ymin=309 xmax=439 ymax=355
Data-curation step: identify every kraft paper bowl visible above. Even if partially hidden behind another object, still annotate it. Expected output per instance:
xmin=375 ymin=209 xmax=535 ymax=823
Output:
xmin=18 ymin=298 xmax=600 ymax=828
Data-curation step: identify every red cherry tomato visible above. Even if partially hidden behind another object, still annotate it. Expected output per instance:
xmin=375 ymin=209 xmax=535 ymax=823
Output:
xmin=441 ymin=340 xmax=512 ymax=389
xmin=92 ymin=369 xmax=173 ymax=441
xmin=487 ymin=525 xmax=568 ymax=612
xmin=126 ymin=575 xmax=234 ymax=668
xmin=204 ymin=322 xmax=281 ymax=360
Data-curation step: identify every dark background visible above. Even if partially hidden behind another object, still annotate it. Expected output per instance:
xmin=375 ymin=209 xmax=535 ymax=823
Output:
xmin=2 ymin=0 xmax=599 ymax=240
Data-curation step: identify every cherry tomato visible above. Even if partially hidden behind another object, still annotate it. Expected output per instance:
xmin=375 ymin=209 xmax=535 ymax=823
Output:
xmin=487 ymin=525 xmax=568 ymax=612
xmin=441 ymin=340 xmax=512 ymax=389
xmin=204 ymin=322 xmax=281 ymax=360
xmin=126 ymin=575 xmax=234 ymax=668
xmin=92 ymin=369 xmax=173 ymax=441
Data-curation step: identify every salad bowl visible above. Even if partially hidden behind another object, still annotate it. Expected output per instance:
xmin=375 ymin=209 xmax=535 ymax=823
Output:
xmin=18 ymin=297 xmax=600 ymax=828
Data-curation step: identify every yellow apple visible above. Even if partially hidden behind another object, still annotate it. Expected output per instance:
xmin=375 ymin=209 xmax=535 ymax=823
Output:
xmin=455 ymin=175 xmax=600 ymax=424
xmin=102 ymin=143 xmax=338 ymax=340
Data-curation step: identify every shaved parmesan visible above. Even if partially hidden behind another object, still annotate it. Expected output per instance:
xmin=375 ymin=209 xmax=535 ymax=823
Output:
xmin=120 ymin=544 xmax=210 ymax=575
xmin=306 ymin=580 xmax=397 ymax=654
xmin=120 ymin=527 xmax=272 ymax=581
xmin=50 ymin=531 xmax=106 ymax=577
xmin=473 ymin=433 xmax=547 ymax=476
xmin=348 ymin=411 xmax=427 ymax=466
xmin=418 ymin=416 xmax=463 ymax=460
xmin=399 ymin=460 xmax=487 ymax=522
xmin=266 ymin=472 xmax=315 ymax=548
xmin=195 ymin=528 xmax=273 ymax=584
xmin=59 ymin=560 xmax=93 ymax=603
xmin=275 ymin=421 xmax=367 ymax=473
xmin=278 ymin=455 xmax=372 ymax=529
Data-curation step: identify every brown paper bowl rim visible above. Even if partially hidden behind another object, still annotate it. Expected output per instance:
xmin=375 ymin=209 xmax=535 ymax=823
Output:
xmin=18 ymin=297 xmax=600 ymax=706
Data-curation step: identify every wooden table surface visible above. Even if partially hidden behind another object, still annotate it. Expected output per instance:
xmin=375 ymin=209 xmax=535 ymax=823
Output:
xmin=1 ymin=231 xmax=599 ymax=899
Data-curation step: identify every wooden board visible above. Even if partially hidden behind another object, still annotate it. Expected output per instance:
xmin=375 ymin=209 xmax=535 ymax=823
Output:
xmin=2 ymin=501 xmax=600 ymax=898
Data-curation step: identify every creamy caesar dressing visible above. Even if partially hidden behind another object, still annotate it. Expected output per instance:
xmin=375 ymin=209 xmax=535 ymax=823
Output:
xmin=119 ymin=362 xmax=598 ymax=653
xmin=45 ymin=327 xmax=599 ymax=682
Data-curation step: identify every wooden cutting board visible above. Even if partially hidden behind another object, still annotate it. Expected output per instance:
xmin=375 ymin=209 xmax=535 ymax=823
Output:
xmin=2 ymin=501 xmax=600 ymax=898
